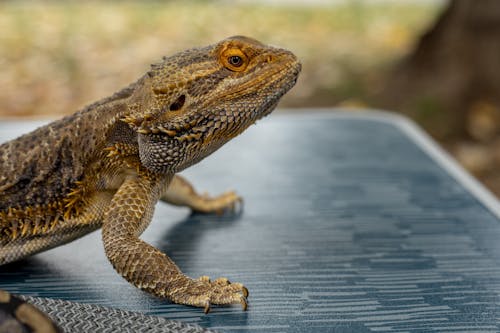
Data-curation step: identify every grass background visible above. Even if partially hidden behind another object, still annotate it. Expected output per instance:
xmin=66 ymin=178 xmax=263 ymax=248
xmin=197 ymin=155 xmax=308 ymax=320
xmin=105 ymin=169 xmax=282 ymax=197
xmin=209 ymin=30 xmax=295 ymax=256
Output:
xmin=0 ymin=0 xmax=443 ymax=117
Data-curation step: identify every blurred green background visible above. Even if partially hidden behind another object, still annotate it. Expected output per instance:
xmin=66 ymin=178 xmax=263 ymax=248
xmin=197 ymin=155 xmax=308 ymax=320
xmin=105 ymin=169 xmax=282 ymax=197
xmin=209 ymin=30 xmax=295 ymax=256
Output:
xmin=0 ymin=0 xmax=441 ymax=117
xmin=3 ymin=0 xmax=500 ymax=196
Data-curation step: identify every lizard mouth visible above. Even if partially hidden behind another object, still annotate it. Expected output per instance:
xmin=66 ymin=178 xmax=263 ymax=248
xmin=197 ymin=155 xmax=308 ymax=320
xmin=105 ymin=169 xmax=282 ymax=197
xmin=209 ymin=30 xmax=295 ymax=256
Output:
xmin=250 ymin=60 xmax=301 ymax=120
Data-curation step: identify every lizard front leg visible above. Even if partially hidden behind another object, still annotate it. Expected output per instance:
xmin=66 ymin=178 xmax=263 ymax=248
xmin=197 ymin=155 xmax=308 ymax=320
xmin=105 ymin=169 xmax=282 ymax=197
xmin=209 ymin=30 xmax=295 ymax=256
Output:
xmin=102 ymin=174 xmax=248 ymax=312
xmin=160 ymin=174 xmax=242 ymax=214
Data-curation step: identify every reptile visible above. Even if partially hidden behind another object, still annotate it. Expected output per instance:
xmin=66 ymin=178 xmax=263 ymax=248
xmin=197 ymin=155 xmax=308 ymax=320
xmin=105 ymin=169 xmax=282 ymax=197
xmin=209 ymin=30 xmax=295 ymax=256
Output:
xmin=0 ymin=36 xmax=301 ymax=314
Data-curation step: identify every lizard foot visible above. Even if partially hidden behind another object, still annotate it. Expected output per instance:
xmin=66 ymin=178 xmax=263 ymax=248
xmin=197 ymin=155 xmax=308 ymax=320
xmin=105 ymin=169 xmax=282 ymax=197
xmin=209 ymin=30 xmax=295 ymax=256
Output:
xmin=192 ymin=191 xmax=243 ymax=215
xmin=169 ymin=276 xmax=249 ymax=313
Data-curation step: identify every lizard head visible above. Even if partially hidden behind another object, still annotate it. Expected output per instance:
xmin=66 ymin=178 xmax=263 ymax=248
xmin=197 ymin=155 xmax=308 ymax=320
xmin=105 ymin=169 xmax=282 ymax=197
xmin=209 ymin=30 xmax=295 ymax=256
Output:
xmin=126 ymin=36 xmax=301 ymax=174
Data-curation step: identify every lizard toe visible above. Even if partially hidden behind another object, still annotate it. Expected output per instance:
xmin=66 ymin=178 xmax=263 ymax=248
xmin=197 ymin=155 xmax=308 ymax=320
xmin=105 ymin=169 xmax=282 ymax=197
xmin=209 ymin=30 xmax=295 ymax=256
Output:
xmin=170 ymin=276 xmax=249 ymax=312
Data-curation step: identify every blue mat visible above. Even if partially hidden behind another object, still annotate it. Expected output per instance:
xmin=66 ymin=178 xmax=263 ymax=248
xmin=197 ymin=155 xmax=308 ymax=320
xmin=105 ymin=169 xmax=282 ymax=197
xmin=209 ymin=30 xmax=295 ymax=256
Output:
xmin=1 ymin=111 xmax=500 ymax=332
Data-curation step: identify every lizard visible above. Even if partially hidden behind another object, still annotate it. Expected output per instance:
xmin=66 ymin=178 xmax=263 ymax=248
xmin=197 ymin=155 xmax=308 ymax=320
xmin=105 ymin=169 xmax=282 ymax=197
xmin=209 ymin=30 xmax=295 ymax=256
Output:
xmin=0 ymin=36 xmax=301 ymax=313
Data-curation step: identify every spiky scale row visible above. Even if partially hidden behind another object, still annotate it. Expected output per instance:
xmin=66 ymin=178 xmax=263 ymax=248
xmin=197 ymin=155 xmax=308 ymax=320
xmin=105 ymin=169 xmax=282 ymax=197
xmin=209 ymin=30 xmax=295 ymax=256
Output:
xmin=0 ymin=180 xmax=90 ymax=242
xmin=1 ymin=203 xmax=62 ymax=241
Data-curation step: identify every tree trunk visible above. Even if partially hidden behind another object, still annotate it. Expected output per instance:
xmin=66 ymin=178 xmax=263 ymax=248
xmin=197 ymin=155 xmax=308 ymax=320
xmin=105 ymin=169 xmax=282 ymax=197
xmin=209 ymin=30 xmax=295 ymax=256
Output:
xmin=382 ymin=0 xmax=500 ymax=141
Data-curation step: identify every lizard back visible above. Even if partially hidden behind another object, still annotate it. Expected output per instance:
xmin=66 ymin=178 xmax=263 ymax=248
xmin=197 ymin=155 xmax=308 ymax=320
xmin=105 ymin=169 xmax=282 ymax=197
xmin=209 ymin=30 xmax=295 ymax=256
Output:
xmin=0 ymin=84 xmax=137 ymax=240
xmin=0 ymin=115 xmax=84 ymax=210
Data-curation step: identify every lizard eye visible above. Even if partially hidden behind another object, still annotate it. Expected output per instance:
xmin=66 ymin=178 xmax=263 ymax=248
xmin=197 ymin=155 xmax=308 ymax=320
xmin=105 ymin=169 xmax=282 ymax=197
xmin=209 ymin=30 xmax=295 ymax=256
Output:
xmin=221 ymin=47 xmax=248 ymax=72
xmin=228 ymin=56 xmax=243 ymax=67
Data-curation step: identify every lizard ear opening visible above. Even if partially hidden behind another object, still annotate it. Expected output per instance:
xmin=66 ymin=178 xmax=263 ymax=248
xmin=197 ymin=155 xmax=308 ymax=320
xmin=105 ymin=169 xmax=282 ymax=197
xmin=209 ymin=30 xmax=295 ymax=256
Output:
xmin=169 ymin=95 xmax=185 ymax=111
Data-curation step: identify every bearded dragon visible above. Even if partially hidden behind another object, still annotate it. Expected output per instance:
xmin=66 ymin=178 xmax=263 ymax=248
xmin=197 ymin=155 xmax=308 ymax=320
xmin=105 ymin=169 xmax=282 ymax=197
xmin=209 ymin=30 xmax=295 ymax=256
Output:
xmin=0 ymin=36 xmax=301 ymax=313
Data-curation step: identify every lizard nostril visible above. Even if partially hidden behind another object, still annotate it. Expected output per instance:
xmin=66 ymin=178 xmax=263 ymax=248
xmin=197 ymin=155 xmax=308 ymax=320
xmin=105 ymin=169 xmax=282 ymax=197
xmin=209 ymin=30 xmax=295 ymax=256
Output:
xmin=169 ymin=95 xmax=186 ymax=111
xmin=266 ymin=55 xmax=275 ymax=63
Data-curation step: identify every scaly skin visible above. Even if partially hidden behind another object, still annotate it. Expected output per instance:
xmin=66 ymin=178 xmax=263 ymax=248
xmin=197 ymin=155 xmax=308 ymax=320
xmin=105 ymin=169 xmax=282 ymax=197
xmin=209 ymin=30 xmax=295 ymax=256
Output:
xmin=0 ymin=36 xmax=301 ymax=312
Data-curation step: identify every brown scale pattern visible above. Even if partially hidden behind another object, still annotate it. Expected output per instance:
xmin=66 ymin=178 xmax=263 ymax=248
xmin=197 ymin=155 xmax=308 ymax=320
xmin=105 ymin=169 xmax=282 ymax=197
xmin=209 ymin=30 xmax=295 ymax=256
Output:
xmin=0 ymin=36 xmax=301 ymax=311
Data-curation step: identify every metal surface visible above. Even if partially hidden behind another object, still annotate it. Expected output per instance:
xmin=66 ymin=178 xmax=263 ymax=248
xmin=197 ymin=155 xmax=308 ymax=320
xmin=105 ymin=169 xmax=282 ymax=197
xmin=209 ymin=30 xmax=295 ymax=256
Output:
xmin=1 ymin=110 xmax=500 ymax=332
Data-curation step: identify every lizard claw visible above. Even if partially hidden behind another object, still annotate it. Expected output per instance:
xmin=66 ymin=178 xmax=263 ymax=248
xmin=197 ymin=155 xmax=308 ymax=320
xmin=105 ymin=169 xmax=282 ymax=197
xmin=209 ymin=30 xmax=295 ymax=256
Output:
xmin=240 ymin=295 xmax=248 ymax=311
xmin=203 ymin=295 xmax=246 ymax=313
xmin=242 ymin=286 xmax=249 ymax=298
xmin=204 ymin=301 xmax=211 ymax=314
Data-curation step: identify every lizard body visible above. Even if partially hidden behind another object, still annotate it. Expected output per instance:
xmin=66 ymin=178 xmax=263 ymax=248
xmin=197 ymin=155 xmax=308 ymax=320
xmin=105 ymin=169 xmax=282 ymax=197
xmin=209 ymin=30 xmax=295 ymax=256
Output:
xmin=0 ymin=36 xmax=300 ymax=312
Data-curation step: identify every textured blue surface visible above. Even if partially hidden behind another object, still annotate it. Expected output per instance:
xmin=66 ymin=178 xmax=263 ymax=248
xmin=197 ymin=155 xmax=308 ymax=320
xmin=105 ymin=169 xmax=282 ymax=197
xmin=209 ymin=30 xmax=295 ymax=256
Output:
xmin=1 ymin=112 xmax=500 ymax=332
